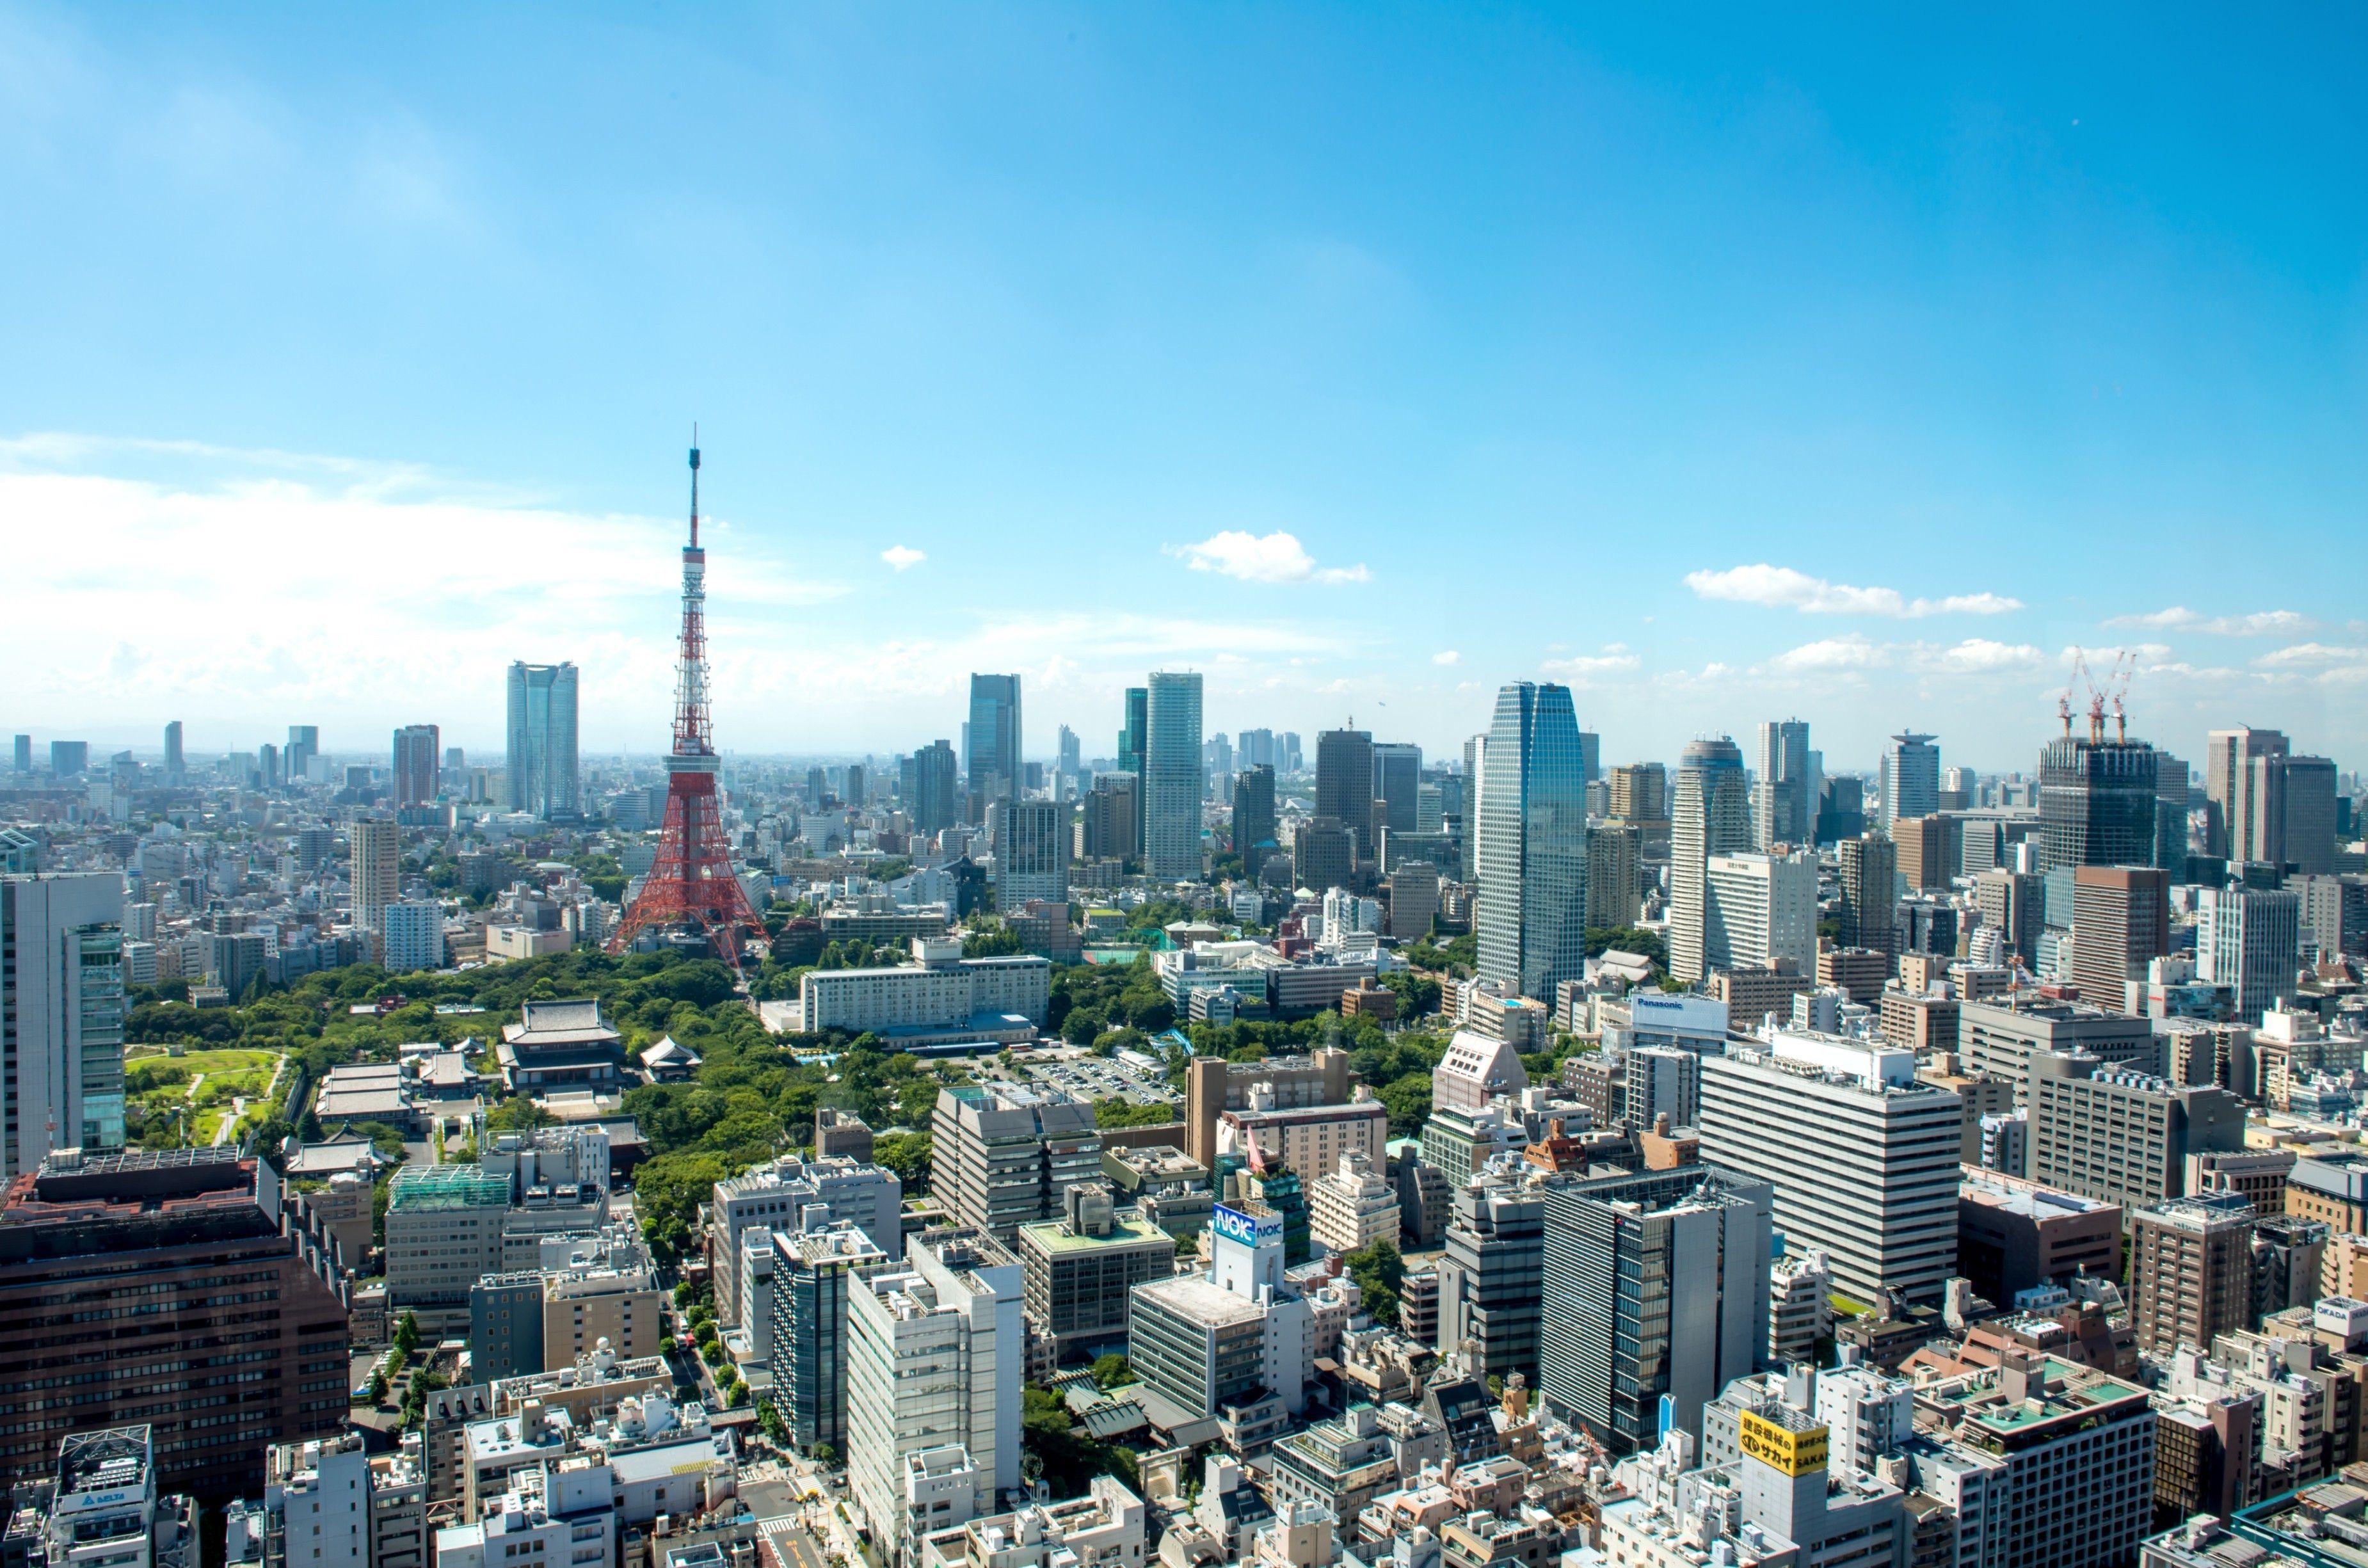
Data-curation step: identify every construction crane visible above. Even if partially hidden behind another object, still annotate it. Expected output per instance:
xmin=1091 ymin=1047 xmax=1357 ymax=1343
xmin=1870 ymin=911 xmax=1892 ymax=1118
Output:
xmin=2106 ymin=650 xmax=2135 ymax=742
xmin=2059 ymin=649 xmax=2092 ymax=739
xmin=2059 ymin=647 xmax=2137 ymax=744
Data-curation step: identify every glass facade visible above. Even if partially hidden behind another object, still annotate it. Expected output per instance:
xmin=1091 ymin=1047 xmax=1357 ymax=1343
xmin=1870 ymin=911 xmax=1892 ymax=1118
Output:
xmin=1475 ymin=682 xmax=1588 ymax=1000
xmin=1143 ymin=673 xmax=1204 ymax=882
xmin=75 ymin=927 xmax=125 ymax=1151
xmin=1669 ymin=738 xmax=1750 ymax=985
xmin=505 ymin=661 xmax=580 ymax=820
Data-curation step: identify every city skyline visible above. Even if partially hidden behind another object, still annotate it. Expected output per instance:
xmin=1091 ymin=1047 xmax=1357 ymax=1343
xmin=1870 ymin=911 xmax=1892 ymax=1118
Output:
xmin=4 ymin=7 xmax=2365 ymax=767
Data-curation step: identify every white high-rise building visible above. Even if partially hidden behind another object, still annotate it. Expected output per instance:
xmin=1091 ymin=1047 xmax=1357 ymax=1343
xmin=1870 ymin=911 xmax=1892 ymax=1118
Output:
xmin=1142 ymin=672 xmax=1204 ymax=883
xmin=1669 ymin=738 xmax=1750 ymax=985
xmin=1698 ymin=1029 xmax=1962 ymax=1307
xmin=1475 ymin=682 xmax=1588 ymax=1002
xmin=349 ymin=817 xmax=400 ymax=938
xmin=1878 ymin=732 xmax=1940 ymax=829
xmin=1 ymin=872 xmax=127 ymax=1174
xmin=380 ymin=900 xmax=445 ymax=975
xmin=1705 ymin=852 xmax=1819 ymax=977
xmin=847 ymin=1228 xmax=1024 ymax=1567
xmin=1308 ymin=1150 xmax=1401 ymax=1257
xmin=2197 ymin=883 xmax=2302 ymax=1023
xmin=504 ymin=661 xmax=581 ymax=820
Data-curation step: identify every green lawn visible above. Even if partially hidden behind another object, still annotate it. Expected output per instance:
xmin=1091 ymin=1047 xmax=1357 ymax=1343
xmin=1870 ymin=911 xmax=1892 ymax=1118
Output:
xmin=128 ymin=1049 xmax=285 ymax=1146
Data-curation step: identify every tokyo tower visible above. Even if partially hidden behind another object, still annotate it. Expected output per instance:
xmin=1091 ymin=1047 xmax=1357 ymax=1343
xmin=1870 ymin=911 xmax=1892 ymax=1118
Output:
xmin=609 ymin=438 xmax=761 ymax=968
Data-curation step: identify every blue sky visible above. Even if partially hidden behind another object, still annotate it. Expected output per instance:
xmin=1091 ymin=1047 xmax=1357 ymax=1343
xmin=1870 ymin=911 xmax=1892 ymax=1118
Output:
xmin=4 ymin=4 xmax=2364 ymax=773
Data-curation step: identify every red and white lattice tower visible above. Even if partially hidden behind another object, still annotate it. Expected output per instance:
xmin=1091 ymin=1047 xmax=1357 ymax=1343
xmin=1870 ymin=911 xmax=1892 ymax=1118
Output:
xmin=609 ymin=438 xmax=760 ymax=967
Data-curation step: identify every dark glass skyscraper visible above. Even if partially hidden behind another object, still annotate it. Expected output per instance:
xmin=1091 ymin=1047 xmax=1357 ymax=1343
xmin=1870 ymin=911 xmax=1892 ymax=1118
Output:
xmin=1476 ymin=682 xmax=1588 ymax=1000
xmin=1232 ymin=764 xmax=1277 ymax=870
xmin=2036 ymin=735 xmax=2159 ymax=875
xmin=1536 ymin=1162 xmax=1773 ymax=1455
xmin=1373 ymin=742 xmax=1422 ymax=838
xmin=1315 ymin=728 xmax=1377 ymax=860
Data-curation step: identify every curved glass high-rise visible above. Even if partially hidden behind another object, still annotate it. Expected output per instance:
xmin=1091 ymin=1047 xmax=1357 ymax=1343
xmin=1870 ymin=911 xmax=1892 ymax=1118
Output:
xmin=1669 ymin=736 xmax=1750 ymax=984
xmin=1476 ymin=682 xmax=1588 ymax=1000
xmin=505 ymin=660 xmax=580 ymax=821
xmin=1143 ymin=671 xmax=1204 ymax=882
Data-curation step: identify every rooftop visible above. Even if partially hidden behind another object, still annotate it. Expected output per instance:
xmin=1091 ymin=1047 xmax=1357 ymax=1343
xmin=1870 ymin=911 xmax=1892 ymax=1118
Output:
xmin=388 ymin=1164 xmax=511 ymax=1212
xmin=1017 ymin=1211 xmax=1175 ymax=1255
xmin=1133 ymin=1272 xmax=1268 ymax=1329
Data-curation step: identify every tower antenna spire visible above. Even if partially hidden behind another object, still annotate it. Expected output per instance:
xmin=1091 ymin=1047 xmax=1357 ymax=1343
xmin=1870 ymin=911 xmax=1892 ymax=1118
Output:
xmin=611 ymin=431 xmax=760 ymax=970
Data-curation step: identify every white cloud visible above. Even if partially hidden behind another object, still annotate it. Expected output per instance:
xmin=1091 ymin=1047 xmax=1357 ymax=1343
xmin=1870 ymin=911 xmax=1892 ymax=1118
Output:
xmin=2106 ymin=607 xmax=2316 ymax=636
xmin=1432 ymin=650 xmax=1461 ymax=666
xmin=0 ymin=440 xmax=848 ymax=746
xmin=1769 ymin=634 xmax=1889 ymax=672
xmin=1543 ymin=643 xmax=1641 ymax=680
xmin=1167 ymin=529 xmax=1370 ymax=586
xmin=2252 ymin=643 xmax=2362 ymax=669
xmin=1935 ymin=639 xmax=2047 ymax=673
xmin=1684 ymin=563 xmax=2021 ymax=618
xmin=880 ymin=545 xmax=926 ymax=572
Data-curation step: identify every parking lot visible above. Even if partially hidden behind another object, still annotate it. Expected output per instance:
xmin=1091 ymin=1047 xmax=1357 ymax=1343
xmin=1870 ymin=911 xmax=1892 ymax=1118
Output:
xmin=1015 ymin=1049 xmax=1181 ymax=1110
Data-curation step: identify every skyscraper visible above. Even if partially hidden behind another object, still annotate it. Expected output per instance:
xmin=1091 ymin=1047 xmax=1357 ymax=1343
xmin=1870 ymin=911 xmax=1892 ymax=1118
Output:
xmin=2205 ymin=726 xmax=2284 ymax=861
xmin=48 ymin=742 xmax=88 ymax=778
xmin=0 ymin=873 xmax=127 ymax=1174
xmin=504 ymin=661 xmax=580 ymax=820
xmin=1081 ymin=774 xmax=1139 ymax=865
xmin=10 ymin=737 xmax=28 ymax=774
xmin=1699 ymin=1032 xmax=1962 ymax=1306
xmin=1878 ymin=732 xmax=1939 ymax=829
xmin=846 ymin=1229 xmax=1024 ymax=1567
xmin=349 ymin=817 xmax=400 ymax=940
xmin=966 ymin=674 xmax=1023 ymax=807
xmin=992 ymin=799 xmax=1068 ymax=911
xmin=2287 ymin=755 xmax=2340 ymax=875
xmin=912 ymin=740 xmax=960 ymax=833
xmin=1669 ymin=737 xmax=1750 ymax=984
xmin=284 ymin=724 xmax=318 ymax=786
xmin=2067 ymin=866 xmax=2170 ymax=1005
xmin=1536 ymin=1162 xmax=1773 ymax=1453
xmin=1836 ymin=833 xmax=1898 ymax=956
xmin=2155 ymin=752 xmax=2191 ymax=883
xmin=1316 ymin=727 xmax=1377 ymax=860
xmin=1752 ymin=719 xmax=1812 ymax=849
xmin=1056 ymin=724 xmax=1081 ymax=783
xmin=1373 ymin=742 xmax=1423 ymax=838
xmin=1233 ymin=765 xmax=1277 ymax=871
xmin=2036 ymin=732 xmax=2158 ymax=874
xmin=1475 ymin=682 xmax=1588 ymax=1001
xmin=1461 ymin=733 xmax=1484 ymax=884
xmin=1142 ymin=672 xmax=1204 ymax=882
xmin=2198 ymin=884 xmax=2302 ymax=1023
xmin=1119 ymin=686 xmax=1149 ymax=856
xmin=1119 ymin=687 xmax=1147 ymax=774
xmin=162 ymin=721 xmax=184 ymax=781
xmin=1704 ymin=852 xmax=1818 ymax=978
xmin=1608 ymin=762 xmax=1669 ymax=827
xmin=391 ymin=723 xmax=440 ymax=810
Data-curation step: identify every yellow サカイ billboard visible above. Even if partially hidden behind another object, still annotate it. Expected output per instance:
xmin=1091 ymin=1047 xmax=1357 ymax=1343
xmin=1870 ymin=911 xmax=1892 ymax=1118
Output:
xmin=1738 ymin=1409 xmax=1828 ymax=1476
